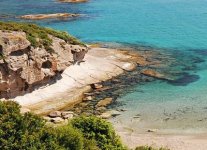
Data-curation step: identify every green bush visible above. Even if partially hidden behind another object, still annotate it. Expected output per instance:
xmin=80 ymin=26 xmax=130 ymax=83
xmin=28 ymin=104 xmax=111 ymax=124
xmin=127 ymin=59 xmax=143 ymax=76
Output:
xmin=0 ymin=101 xmax=84 ymax=150
xmin=0 ymin=22 xmax=85 ymax=53
xmin=0 ymin=101 xmax=128 ymax=150
xmin=0 ymin=101 xmax=47 ymax=150
xmin=71 ymin=115 xmax=127 ymax=150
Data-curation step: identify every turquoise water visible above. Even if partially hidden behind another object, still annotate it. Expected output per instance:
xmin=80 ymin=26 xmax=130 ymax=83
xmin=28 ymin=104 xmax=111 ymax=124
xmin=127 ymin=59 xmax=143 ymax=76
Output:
xmin=1 ymin=0 xmax=207 ymax=133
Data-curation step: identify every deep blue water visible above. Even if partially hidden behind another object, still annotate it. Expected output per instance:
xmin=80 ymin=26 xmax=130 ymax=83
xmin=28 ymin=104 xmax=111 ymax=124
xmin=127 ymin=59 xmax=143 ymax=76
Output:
xmin=1 ymin=0 xmax=207 ymax=133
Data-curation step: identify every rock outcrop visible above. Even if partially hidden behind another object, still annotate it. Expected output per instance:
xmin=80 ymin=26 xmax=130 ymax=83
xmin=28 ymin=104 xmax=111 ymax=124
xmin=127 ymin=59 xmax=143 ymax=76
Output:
xmin=0 ymin=30 xmax=88 ymax=98
xmin=20 ymin=13 xmax=80 ymax=20
xmin=57 ymin=0 xmax=88 ymax=3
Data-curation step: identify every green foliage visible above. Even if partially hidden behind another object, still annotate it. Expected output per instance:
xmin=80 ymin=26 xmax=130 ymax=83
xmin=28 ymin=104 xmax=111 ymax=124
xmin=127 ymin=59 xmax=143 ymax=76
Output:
xmin=0 ymin=101 xmax=128 ymax=150
xmin=0 ymin=101 xmax=84 ymax=150
xmin=0 ymin=101 xmax=46 ymax=150
xmin=71 ymin=115 xmax=127 ymax=150
xmin=0 ymin=22 xmax=85 ymax=53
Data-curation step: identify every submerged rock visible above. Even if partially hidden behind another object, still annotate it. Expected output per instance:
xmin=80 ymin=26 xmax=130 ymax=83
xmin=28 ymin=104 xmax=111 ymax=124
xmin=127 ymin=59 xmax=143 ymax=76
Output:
xmin=100 ymin=110 xmax=121 ymax=119
xmin=57 ymin=0 xmax=88 ymax=3
xmin=141 ymin=69 xmax=165 ymax=79
xmin=96 ymin=98 xmax=113 ymax=107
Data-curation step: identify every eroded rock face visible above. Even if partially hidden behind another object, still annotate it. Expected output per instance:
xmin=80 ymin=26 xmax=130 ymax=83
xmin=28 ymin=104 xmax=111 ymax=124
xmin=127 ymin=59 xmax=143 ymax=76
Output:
xmin=0 ymin=30 xmax=88 ymax=98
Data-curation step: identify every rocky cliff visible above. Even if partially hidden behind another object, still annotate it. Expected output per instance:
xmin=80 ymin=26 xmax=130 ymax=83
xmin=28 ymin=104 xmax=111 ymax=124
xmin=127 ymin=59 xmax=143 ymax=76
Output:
xmin=0 ymin=23 xmax=87 ymax=98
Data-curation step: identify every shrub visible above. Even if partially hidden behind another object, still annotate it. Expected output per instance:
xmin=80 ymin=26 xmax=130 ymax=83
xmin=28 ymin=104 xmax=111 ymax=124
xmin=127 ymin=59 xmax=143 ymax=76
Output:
xmin=0 ymin=101 xmax=47 ymax=150
xmin=71 ymin=115 xmax=127 ymax=150
xmin=0 ymin=101 xmax=126 ymax=150
xmin=0 ymin=101 xmax=84 ymax=150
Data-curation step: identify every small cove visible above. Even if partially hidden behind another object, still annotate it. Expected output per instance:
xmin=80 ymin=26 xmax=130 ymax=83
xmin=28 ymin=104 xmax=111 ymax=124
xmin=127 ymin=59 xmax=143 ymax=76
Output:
xmin=1 ymin=0 xmax=207 ymax=135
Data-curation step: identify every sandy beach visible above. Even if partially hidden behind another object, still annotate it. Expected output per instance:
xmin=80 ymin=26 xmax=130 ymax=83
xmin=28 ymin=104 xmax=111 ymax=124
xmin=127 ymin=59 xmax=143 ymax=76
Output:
xmin=116 ymin=130 xmax=207 ymax=150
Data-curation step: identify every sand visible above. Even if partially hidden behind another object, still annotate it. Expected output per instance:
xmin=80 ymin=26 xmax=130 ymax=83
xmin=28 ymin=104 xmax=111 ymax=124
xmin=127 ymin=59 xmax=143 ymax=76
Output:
xmin=117 ymin=130 xmax=207 ymax=150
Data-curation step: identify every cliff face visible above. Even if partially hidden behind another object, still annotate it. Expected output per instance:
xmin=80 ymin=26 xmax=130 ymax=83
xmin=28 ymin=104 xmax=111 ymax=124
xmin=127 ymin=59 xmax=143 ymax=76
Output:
xmin=0 ymin=30 xmax=87 ymax=98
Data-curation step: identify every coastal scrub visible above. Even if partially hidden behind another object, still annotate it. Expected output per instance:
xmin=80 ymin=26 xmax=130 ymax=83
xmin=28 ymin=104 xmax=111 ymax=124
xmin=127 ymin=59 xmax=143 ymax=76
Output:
xmin=0 ymin=22 xmax=85 ymax=52
xmin=0 ymin=101 xmax=125 ymax=150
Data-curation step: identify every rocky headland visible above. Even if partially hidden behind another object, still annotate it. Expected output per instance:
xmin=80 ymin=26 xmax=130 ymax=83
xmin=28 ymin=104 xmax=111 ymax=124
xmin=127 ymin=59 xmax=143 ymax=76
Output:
xmin=0 ymin=22 xmax=87 ymax=98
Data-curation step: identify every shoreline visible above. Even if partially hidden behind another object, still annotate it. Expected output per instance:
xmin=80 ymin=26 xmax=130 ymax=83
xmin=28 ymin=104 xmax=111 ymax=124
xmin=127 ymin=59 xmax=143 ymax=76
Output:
xmin=13 ymin=46 xmax=141 ymax=115
xmin=11 ymin=44 xmax=207 ymax=150
xmin=116 ymin=129 xmax=207 ymax=150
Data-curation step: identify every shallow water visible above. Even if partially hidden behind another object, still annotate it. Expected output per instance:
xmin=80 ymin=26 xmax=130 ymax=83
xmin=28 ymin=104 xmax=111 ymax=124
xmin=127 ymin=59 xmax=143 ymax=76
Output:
xmin=1 ymin=0 xmax=207 ymax=134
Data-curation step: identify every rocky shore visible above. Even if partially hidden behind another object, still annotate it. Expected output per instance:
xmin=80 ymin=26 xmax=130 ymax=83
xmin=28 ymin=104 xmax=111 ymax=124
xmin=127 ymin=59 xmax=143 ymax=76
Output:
xmin=13 ymin=47 xmax=145 ymax=114
xmin=13 ymin=44 xmax=174 ymax=118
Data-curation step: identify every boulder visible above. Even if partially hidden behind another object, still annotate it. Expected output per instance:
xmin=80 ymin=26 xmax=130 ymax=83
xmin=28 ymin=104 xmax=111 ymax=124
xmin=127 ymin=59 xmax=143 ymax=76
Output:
xmin=100 ymin=112 xmax=112 ymax=119
xmin=141 ymin=69 xmax=165 ymax=79
xmin=96 ymin=107 xmax=107 ymax=112
xmin=121 ymin=62 xmax=137 ymax=71
xmin=91 ymin=83 xmax=103 ymax=89
xmin=83 ymin=96 xmax=93 ymax=101
xmin=100 ymin=110 xmax=121 ymax=119
xmin=96 ymin=98 xmax=113 ymax=107
xmin=48 ymin=111 xmax=62 ymax=118
xmin=63 ymin=114 xmax=73 ymax=119
xmin=61 ymin=111 xmax=74 ymax=117
xmin=51 ymin=117 xmax=64 ymax=124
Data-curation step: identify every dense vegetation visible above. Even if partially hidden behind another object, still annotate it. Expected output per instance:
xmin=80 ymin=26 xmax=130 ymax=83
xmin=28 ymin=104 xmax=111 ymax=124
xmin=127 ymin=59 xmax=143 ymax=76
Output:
xmin=0 ymin=101 xmax=126 ymax=150
xmin=0 ymin=22 xmax=85 ymax=53
xmin=71 ymin=116 xmax=126 ymax=150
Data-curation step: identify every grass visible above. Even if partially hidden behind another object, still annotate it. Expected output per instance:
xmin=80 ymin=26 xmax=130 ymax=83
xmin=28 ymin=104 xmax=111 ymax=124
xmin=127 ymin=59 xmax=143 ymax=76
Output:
xmin=0 ymin=22 xmax=86 ymax=53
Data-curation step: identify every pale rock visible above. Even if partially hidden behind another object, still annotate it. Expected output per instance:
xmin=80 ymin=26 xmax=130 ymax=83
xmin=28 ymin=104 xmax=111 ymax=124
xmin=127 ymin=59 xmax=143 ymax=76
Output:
xmin=96 ymin=98 xmax=113 ymax=107
xmin=63 ymin=114 xmax=73 ymax=119
xmin=61 ymin=111 xmax=74 ymax=117
xmin=51 ymin=117 xmax=64 ymax=124
xmin=83 ymin=96 xmax=93 ymax=101
xmin=91 ymin=83 xmax=103 ymax=89
xmin=49 ymin=111 xmax=62 ymax=118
